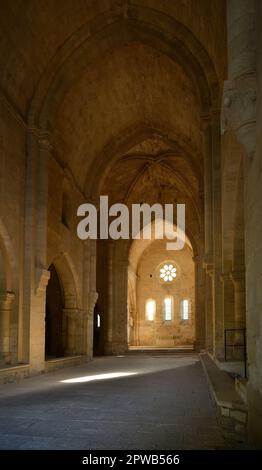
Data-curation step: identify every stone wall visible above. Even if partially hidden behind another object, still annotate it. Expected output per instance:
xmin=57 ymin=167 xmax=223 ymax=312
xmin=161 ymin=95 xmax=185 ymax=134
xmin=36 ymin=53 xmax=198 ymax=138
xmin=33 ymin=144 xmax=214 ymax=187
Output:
xmin=133 ymin=240 xmax=195 ymax=347
xmin=245 ymin=0 xmax=262 ymax=447
xmin=0 ymin=99 xmax=26 ymax=364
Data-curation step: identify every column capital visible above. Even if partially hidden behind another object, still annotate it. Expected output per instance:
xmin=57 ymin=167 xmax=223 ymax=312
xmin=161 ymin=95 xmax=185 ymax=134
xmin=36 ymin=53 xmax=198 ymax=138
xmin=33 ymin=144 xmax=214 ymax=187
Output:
xmin=230 ymin=270 xmax=245 ymax=284
xmin=0 ymin=291 xmax=15 ymax=309
xmin=221 ymin=76 xmax=256 ymax=157
xmin=35 ymin=268 xmax=50 ymax=295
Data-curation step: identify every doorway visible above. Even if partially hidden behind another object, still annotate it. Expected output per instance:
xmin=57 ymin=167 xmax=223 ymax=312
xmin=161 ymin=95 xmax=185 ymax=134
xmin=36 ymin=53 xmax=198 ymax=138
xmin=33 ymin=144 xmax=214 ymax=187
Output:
xmin=45 ymin=264 xmax=65 ymax=359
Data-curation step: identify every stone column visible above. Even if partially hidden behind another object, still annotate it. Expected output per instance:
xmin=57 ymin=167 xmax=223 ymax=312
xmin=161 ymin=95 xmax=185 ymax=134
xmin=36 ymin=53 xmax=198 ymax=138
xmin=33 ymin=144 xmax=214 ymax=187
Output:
xmin=230 ymin=270 xmax=246 ymax=328
xmin=104 ymin=241 xmax=114 ymax=354
xmin=201 ymin=113 xmax=219 ymax=357
xmin=81 ymin=238 xmax=97 ymax=359
xmin=31 ymin=269 xmax=50 ymax=372
xmin=221 ymin=271 xmax=235 ymax=330
xmin=201 ymin=115 xmax=213 ymax=264
xmin=225 ymin=0 xmax=261 ymax=445
xmin=63 ymin=308 xmax=81 ymax=356
xmin=205 ymin=271 xmax=213 ymax=353
xmin=30 ymin=135 xmax=52 ymax=373
xmin=23 ymin=130 xmax=52 ymax=373
xmin=22 ymin=127 xmax=39 ymax=365
xmin=223 ymin=1 xmax=256 ymax=156
xmin=0 ymin=292 xmax=15 ymax=363
xmin=194 ymin=254 xmax=205 ymax=351
xmin=211 ymin=111 xmax=224 ymax=360
xmin=127 ymin=266 xmax=138 ymax=346
xmin=86 ymin=289 xmax=98 ymax=357
xmin=112 ymin=257 xmax=128 ymax=354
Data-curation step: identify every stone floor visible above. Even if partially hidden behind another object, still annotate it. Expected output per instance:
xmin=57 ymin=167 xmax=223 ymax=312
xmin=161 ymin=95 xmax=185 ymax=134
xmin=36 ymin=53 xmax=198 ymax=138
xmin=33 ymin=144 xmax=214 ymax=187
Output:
xmin=0 ymin=354 xmax=239 ymax=449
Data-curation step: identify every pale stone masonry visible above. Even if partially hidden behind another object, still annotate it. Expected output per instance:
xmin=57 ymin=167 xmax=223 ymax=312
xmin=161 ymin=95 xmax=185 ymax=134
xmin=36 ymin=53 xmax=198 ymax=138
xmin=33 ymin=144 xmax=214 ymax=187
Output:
xmin=0 ymin=0 xmax=261 ymax=447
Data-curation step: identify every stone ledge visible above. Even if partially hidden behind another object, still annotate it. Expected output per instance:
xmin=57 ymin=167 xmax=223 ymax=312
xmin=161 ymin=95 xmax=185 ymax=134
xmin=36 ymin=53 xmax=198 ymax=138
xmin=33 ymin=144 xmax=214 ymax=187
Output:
xmin=45 ymin=355 xmax=88 ymax=372
xmin=128 ymin=345 xmax=195 ymax=355
xmin=235 ymin=377 xmax=248 ymax=404
xmin=0 ymin=364 xmax=30 ymax=385
xmin=200 ymin=353 xmax=247 ymax=421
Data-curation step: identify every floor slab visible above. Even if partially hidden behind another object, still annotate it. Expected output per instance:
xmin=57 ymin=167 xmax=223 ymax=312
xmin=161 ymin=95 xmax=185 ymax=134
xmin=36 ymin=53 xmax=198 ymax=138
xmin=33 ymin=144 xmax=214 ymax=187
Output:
xmin=0 ymin=354 xmax=243 ymax=450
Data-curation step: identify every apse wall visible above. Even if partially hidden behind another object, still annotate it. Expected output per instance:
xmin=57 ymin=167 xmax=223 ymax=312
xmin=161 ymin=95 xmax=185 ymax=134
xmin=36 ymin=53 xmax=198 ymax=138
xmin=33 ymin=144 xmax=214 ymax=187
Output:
xmin=134 ymin=239 xmax=195 ymax=347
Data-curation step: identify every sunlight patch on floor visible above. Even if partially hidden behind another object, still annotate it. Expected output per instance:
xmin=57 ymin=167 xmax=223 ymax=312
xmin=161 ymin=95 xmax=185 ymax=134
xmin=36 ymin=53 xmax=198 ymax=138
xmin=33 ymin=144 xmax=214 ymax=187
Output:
xmin=61 ymin=371 xmax=137 ymax=383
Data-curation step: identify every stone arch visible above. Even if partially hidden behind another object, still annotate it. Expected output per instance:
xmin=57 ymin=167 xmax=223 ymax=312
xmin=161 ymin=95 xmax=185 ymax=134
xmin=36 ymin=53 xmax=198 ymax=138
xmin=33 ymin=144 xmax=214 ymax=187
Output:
xmin=88 ymin=123 xmax=202 ymax=200
xmin=45 ymin=252 xmax=81 ymax=358
xmin=128 ymin=220 xmax=195 ymax=348
xmin=28 ymin=6 xmax=220 ymax=129
xmin=52 ymin=251 xmax=80 ymax=310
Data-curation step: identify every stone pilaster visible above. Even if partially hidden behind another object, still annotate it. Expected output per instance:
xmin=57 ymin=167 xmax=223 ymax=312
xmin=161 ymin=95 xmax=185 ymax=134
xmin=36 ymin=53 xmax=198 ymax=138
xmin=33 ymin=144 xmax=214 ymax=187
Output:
xmin=104 ymin=242 xmax=114 ymax=354
xmin=201 ymin=114 xmax=213 ymax=261
xmin=22 ymin=127 xmax=39 ymax=365
xmin=222 ymin=0 xmax=256 ymax=158
xmin=112 ymin=257 xmax=128 ymax=354
xmin=211 ymin=111 xmax=224 ymax=360
xmin=35 ymin=134 xmax=52 ymax=270
xmin=0 ymin=292 xmax=15 ymax=363
xmin=63 ymin=308 xmax=80 ymax=356
xmin=204 ymin=272 xmax=213 ymax=353
xmin=225 ymin=0 xmax=261 ymax=445
xmin=23 ymin=128 xmax=52 ymax=373
xmin=230 ymin=270 xmax=246 ymax=327
xmin=194 ymin=254 xmax=205 ymax=351
xmin=81 ymin=239 xmax=97 ymax=358
xmin=30 ymin=268 xmax=50 ymax=372
xmin=220 ymin=271 xmax=235 ymax=330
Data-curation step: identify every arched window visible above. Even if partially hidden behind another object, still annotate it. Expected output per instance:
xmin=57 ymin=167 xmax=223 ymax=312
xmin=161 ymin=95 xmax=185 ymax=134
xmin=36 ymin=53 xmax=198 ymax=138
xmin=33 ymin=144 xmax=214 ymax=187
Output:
xmin=145 ymin=299 xmax=156 ymax=321
xmin=163 ymin=297 xmax=173 ymax=321
xmin=181 ymin=299 xmax=190 ymax=320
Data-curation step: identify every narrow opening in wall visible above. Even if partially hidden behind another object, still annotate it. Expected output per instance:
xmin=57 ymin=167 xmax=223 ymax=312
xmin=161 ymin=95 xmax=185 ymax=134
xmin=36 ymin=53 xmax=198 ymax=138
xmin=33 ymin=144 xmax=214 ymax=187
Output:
xmin=181 ymin=299 xmax=189 ymax=320
xmin=164 ymin=296 xmax=173 ymax=321
xmin=145 ymin=299 xmax=156 ymax=321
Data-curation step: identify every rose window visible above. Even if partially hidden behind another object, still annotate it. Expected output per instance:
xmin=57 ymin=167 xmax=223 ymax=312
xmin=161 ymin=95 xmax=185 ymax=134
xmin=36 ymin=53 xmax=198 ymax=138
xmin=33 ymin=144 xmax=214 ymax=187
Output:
xmin=160 ymin=264 xmax=177 ymax=282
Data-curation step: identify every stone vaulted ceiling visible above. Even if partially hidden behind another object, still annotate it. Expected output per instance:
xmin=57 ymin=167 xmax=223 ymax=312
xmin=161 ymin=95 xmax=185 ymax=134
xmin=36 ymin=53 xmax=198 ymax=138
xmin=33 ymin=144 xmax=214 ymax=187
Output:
xmin=0 ymin=0 xmax=226 ymax=249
